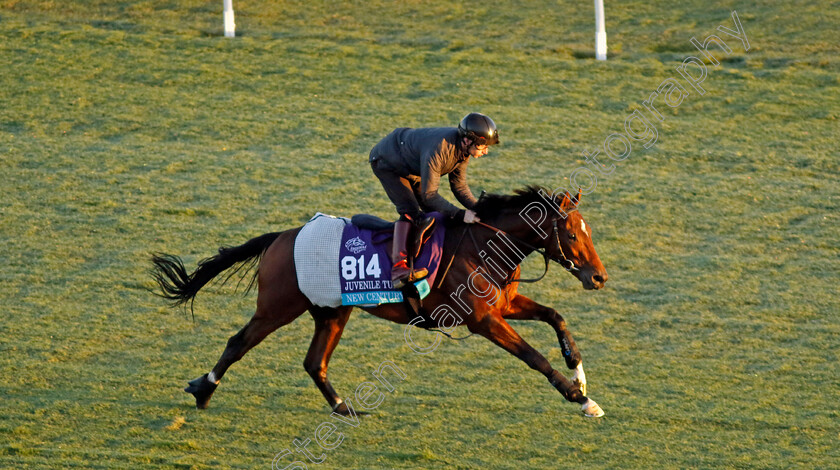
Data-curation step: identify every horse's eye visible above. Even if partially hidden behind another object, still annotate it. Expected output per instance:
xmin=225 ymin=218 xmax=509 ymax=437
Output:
xmin=569 ymin=233 xmax=577 ymax=241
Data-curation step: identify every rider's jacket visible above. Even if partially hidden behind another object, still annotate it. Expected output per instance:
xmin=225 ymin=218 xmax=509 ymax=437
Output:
xmin=369 ymin=127 xmax=477 ymax=217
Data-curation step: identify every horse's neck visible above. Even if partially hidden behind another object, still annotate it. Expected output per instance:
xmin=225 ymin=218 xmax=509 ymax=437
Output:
xmin=447 ymin=221 xmax=536 ymax=279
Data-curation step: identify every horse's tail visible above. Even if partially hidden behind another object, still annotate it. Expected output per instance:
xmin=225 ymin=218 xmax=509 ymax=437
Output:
xmin=151 ymin=232 xmax=282 ymax=307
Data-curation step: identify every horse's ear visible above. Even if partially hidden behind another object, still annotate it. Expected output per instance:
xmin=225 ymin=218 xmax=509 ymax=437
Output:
xmin=559 ymin=190 xmax=581 ymax=212
xmin=560 ymin=191 xmax=576 ymax=212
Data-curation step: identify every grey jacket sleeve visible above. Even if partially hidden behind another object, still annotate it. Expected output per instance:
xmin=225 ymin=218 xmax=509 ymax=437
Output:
xmin=419 ymin=152 xmax=461 ymax=217
xmin=448 ymin=160 xmax=478 ymax=210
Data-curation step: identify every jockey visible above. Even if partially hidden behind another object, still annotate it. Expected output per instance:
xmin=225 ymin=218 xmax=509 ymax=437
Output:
xmin=369 ymin=112 xmax=500 ymax=288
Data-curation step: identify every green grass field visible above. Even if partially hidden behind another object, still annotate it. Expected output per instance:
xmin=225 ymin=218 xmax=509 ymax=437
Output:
xmin=1 ymin=1 xmax=838 ymax=468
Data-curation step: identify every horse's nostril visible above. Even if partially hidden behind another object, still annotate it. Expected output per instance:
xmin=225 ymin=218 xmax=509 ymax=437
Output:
xmin=593 ymin=274 xmax=606 ymax=284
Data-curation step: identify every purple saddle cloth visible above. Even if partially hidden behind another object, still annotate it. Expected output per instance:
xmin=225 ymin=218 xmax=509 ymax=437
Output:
xmin=339 ymin=212 xmax=446 ymax=306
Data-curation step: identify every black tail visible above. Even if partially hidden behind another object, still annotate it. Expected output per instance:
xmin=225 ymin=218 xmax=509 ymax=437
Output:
xmin=151 ymin=232 xmax=282 ymax=308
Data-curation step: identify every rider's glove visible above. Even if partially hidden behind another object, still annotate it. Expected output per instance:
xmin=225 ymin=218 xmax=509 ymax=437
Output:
xmin=464 ymin=210 xmax=480 ymax=224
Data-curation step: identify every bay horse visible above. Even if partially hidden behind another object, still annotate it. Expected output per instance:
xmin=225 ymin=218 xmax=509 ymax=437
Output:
xmin=151 ymin=187 xmax=608 ymax=417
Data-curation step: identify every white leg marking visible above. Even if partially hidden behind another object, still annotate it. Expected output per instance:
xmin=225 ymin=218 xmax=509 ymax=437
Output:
xmin=208 ymin=371 xmax=220 ymax=384
xmin=572 ymin=363 xmax=586 ymax=386
xmin=572 ymin=363 xmax=587 ymax=396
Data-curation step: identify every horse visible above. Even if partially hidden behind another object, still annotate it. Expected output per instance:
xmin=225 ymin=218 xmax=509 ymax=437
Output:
xmin=151 ymin=186 xmax=609 ymax=418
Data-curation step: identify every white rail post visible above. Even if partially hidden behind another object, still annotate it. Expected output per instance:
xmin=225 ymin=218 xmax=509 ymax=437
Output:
xmin=594 ymin=0 xmax=607 ymax=60
xmin=223 ymin=0 xmax=236 ymax=37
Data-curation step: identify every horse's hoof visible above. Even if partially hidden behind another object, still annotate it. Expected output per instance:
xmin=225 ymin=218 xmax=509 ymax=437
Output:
xmin=185 ymin=374 xmax=218 ymax=409
xmin=581 ymin=398 xmax=604 ymax=418
xmin=332 ymin=402 xmax=350 ymax=416
xmin=331 ymin=401 xmax=369 ymax=416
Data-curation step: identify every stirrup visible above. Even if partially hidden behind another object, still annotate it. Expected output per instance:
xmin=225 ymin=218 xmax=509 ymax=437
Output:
xmin=392 ymin=269 xmax=429 ymax=290
xmin=392 ymin=260 xmax=428 ymax=289
xmin=411 ymin=267 xmax=429 ymax=281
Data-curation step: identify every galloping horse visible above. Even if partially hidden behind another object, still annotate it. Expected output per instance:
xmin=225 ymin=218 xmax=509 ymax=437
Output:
xmin=151 ymin=187 xmax=608 ymax=417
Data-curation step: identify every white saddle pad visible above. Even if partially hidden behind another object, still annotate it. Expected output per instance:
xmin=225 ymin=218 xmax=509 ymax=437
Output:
xmin=293 ymin=213 xmax=350 ymax=307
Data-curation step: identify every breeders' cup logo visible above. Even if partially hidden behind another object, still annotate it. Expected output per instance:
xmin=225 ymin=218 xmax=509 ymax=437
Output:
xmin=344 ymin=236 xmax=367 ymax=254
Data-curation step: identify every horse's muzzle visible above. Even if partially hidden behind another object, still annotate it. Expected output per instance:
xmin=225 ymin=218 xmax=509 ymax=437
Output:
xmin=581 ymin=271 xmax=608 ymax=290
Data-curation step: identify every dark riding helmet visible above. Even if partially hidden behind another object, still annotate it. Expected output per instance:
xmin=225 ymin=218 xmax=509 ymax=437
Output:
xmin=458 ymin=112 xmax=500 ymax=146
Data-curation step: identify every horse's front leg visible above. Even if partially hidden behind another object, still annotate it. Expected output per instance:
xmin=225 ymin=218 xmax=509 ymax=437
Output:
xmin=470 ymin=315 xmax=604 ymax=417
xmin=505 ymin=294 xmax=589 ymax=396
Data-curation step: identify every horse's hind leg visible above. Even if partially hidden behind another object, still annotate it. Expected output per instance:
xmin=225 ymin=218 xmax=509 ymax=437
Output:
xmin=186 ymin=233 xmax=311 ymax=409
xmin=186 ymin=296 xmax=309 ymax=409
xmin=304 ymin=306 xmax=352 ymax=414
xmin=504 ymin=294 xmax=588 ymax=394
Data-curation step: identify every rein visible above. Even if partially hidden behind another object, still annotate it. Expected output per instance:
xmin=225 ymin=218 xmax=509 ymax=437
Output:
xmin=435 ymin=216 xmax=580 ymax=289
xmin=472 ymin=218 xmax=579 ymax=285
xmin=435 ymin=225 xmax=469 ymax=289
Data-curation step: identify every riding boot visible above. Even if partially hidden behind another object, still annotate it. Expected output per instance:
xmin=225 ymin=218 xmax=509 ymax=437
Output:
xmin=391 ymin=220 xmax=412 ymax=289
xmin=391 ymin=221 xmax=429 ymax=289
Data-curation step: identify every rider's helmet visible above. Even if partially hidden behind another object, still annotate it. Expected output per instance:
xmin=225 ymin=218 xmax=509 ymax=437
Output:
xmin=458 ymin=112 xmax=500 ymax=146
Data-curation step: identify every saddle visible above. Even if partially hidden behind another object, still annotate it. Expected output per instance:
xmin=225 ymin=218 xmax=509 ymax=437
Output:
xmin=351 ymin=214 xmax=437 ymax=259
xmin=350 ymin=213 xmax=439 ymax=327
xmin=350 ymin=214 xmax=394 ymax=231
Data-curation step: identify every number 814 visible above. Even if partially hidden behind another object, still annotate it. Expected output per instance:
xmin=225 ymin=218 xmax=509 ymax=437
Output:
xmin=340 ymin=254 xmax=382 ymax=281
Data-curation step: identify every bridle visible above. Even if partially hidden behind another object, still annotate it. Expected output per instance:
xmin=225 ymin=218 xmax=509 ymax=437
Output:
xmin=473 ymin=217 xmax=580 ymax=283
xmin=436 ymin=214 xmax=580 ymax=289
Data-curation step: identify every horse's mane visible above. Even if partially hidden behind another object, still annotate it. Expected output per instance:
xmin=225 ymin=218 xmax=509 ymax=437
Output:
xmin=473 ymin=186 xmax=560 ymax=220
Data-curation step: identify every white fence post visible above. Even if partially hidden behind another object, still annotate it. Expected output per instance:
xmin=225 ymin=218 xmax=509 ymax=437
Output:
xmin=223 ymin=0 xmax=236 ymax=37
xmin=594 ymin=0 xmax=607 ymax=60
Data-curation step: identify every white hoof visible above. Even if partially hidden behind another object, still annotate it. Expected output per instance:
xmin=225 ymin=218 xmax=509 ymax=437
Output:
xmin=581 ymin=398 xmax=604 ymax=418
